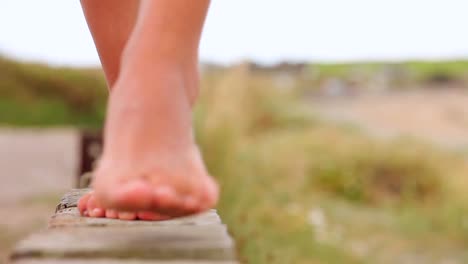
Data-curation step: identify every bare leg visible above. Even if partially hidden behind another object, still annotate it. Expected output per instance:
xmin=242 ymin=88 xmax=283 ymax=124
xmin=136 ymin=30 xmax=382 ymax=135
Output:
xmin=80 ymin=0 xmax=139 ymax=87
xmin=78 ymin=0 xmax=218 ymax=219
xmin=80 ymin=0 xmax=169 ymax=221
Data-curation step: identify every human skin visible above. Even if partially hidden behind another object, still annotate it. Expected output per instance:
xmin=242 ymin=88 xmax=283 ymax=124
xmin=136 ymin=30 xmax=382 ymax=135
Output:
xmin=77 ymin=0 xmax=218 ymax=220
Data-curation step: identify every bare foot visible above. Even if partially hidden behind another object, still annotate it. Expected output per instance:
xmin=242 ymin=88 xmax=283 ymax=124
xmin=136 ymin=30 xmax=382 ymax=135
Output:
xmin=78 ymin=63 xmax=218 ymax=219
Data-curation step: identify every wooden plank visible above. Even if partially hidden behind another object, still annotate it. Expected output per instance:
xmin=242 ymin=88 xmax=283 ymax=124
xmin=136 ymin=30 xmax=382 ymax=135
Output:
xmin=11 ymin=189 xmax=238 ymax=263
xmin=55 ymin=189 xmax=89 ymax=212
xmin=11 ymin=226 xmax=235 ymax=261
xmin=55 ymin=189 xmax=90 ymax=212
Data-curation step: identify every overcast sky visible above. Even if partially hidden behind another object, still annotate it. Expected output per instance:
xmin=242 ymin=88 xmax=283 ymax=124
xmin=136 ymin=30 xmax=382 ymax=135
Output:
xmin=1 ymin=0 xmax=468 ymax=66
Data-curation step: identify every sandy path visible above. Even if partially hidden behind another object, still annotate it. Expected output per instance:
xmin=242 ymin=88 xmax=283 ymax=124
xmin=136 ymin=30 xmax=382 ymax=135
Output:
xmin=312 ymin=88 xmax=468 ymax=148
xmin=0 ymin=128 xmax=79 ymax=262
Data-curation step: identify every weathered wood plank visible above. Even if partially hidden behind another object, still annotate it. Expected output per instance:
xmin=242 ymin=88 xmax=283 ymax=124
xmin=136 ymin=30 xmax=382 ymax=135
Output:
xmin=11 ymin=189 xmax=238 ymax=263
xmin=55 ymin=189 xmax=90 ymax=212
xmin=11 ymin=226 xmax=235 ymax=261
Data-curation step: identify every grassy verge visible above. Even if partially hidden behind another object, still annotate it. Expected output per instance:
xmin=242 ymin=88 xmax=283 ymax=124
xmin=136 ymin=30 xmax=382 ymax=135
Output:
xmin=196 ymin=68 xmax=468 ymax=263
xmin=0 ymin=55 xmax=106 ymax=128
xmin=309 ymin=60 xmax=468 ymax=82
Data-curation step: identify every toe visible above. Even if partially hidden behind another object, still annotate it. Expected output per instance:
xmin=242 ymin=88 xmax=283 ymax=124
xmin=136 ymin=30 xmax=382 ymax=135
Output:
xmin=118 ymin=211 xmax=138 ymax=220
xmin=78 ymin=192 xmax=92 ymax=215
xmin=89 ymin=208 xmax=105 ymax=218
xmin=87 ymin=196 xmax=105 ymax=218
xmin=105 ymin=209 xmax=118 ymax=219
xmin=137 ymin=211 xmax=170 ymax=221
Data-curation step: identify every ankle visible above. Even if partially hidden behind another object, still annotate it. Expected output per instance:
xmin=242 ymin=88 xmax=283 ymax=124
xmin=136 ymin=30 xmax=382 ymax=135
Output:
xmin=114 ymin=54 xmax=199 ymax=106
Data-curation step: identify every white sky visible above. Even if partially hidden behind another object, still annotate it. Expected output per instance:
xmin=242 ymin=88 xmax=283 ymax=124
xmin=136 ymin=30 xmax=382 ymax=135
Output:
xmin=1 ymin=0 xmax=468 ymax=66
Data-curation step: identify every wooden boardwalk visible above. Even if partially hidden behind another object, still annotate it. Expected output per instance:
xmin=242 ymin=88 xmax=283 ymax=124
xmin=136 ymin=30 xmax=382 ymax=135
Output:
xmin=9 ymin=189 xmax=238 ymax=264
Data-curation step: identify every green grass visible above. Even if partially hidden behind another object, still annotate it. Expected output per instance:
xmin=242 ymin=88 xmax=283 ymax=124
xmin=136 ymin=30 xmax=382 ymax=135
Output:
xmin=0 ymin=55 xmax=107 ymax=127
xmin=0 ymin=98 xmax=105 ymax=127
xmin=304 ymin=60 xmax=468 ymax=89
xmin=405 ymin=60 xmax=468 ymax=82
xmin=2 ymin=54 xmax=468 ymax=126
xmin=2 ymin=55 xmax=468 ymax=263
xmin=309 ymin=60 xmax=468 ymax=79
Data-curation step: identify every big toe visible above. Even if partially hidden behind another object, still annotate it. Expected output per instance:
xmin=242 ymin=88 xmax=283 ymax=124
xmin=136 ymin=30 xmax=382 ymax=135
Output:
xmin=86 ymin=195 xmax=106 ymax=218
xmin=78 ymin=192 xmax=92 ymax=216
xmin=117 ymin=211 xmax=137 ymax=220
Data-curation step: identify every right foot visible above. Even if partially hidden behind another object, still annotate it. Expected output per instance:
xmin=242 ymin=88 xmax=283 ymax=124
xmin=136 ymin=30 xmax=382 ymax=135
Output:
xmin=78 ymin=63 xmax=218 ymax=219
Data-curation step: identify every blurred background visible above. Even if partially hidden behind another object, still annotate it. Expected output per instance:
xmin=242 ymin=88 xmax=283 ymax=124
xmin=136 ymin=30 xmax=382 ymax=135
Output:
xmin=2 ymin=1 xmax=468 ymax=263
